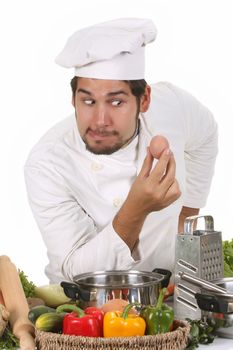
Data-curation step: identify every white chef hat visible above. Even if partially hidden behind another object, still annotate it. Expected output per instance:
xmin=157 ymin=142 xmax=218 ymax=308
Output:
xmin=55 ymin=18 xmax=157 ymax=80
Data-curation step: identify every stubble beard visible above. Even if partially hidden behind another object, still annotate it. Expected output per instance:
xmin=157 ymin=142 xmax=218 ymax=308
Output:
xmin=76 ymin=106 xmax=140 ymax=155
xmin=83 ymin=130 xmax=132 ymax=155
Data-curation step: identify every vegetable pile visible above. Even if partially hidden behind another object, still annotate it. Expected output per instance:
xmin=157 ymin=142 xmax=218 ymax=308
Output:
xmin=0 ymin=268 xmax=223 ymax=350
xmin=30 ymin=288 xmax=174 ymax=338
xmin=223 ymin=239 xmax=233 ymax=277
xmin=2 ymin=243 xmax=233 ymax=350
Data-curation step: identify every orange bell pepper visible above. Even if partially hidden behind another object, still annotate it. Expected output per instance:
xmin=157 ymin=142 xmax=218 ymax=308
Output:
xmin=103 ymin=302 xmax=146 ymax=338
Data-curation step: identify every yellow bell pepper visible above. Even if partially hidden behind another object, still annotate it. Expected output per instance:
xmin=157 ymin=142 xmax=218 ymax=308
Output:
xmin=103 ymin=302 xmax=146 ymax=337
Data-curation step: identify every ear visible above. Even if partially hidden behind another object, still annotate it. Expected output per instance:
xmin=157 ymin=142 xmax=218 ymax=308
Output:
xmin=139 ymin=85 xmax=151 ymax=113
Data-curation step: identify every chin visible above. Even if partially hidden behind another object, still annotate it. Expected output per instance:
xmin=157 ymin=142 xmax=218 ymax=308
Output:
xmin=85 ymin=140 xmax=123 ymax=155
xmin=85 ymin=145 xmax=119 ymax=155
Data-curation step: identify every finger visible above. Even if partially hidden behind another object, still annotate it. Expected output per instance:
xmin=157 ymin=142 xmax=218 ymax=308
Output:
xmin=165 ymin=179 xmax=181 ymax=205
xmin=157 ymin=155 xmax=177 ymax=196
xmin=138 ymin=147 xmax=154 ymax=178
xmin=160 ymin=152 xmax=176 ymax=187
xmin=161 ymin=180 xmax=182 ymax=208
xmin=149 ymin=148 xmax=172 ymax=182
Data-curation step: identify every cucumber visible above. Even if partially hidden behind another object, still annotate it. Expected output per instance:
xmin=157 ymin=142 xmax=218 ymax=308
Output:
xmin=35 ymin=312 xmax=65 ymax=332
xmin=28 ymin=305 xmax=56 ymax=324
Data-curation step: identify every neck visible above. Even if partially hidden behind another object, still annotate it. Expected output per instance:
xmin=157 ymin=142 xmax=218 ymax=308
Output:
xmin=122 ymin=119 xmax=140 ymax=149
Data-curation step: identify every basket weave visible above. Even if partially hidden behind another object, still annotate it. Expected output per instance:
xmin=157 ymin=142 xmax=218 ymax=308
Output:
xmin=35 ymin=320 xmax=190 ymax=350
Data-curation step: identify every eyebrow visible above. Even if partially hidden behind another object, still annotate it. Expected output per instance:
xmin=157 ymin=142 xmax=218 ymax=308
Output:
xmin=77 ymin=88 xmax=129 ymax=97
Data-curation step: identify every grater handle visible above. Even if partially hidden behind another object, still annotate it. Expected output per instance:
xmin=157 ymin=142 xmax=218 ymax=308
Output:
xmin=184 ymin=215 xmax=214 ymax=235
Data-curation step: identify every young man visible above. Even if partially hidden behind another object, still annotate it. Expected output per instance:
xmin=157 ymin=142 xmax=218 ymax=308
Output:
xmin=24 ymin=18 xmax=218 ymax=283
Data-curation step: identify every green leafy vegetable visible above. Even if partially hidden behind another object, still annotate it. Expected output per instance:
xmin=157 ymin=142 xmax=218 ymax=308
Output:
xmin=0 ymin=325 xmax=19 ymax=350
xmin=18 ymin=269 xmax=36 ymax=298
xmin=223 ymin=239 xmax=233 ymax=277
xmin=186 ymin=318 xmax=215 ymax=349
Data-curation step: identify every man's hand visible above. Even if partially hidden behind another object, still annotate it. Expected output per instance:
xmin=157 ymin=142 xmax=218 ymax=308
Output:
xmin=128 ymin=147 xmax=181 ymax=214
xmin=113 ymin=148 xmax=181 ymax=250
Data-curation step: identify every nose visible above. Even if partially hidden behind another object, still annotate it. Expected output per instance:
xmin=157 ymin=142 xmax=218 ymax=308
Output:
xmin=94 ymin=105 xmax=111 ymax=127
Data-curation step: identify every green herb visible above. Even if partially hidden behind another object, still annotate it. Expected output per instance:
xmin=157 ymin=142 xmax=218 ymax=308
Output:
xmin=18 ymin=269 xmax=36 ymax=298
xmin=186 ymin=318 xmax=215 ymax=349
xmin=0 ymin=325 xmax=19 ymax=350
xmin=223 ymin=239 xmax=233 ymax=277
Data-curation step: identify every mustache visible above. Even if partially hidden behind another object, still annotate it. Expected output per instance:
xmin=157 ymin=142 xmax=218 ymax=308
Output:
xmin=87 ymin=128 xmax=119 ymax=136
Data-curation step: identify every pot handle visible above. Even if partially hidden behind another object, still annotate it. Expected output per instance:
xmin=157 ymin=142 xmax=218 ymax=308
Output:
xmin=195 ymin=293 xmax=231 ymax=314
xmin=60 ymin=281 xmax=91 ymax=301
xmin=152 ymin=268 xmax=172 ymax=288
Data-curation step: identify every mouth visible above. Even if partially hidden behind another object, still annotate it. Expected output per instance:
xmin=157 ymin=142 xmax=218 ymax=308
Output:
xmin=87 ymin=129 xmax=117 ymax=141
xmin=83 ymin=128 xmax=124 ymax=155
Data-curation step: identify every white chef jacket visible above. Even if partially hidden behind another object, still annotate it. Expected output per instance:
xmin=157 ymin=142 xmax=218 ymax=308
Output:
xmin=24 ymin=82 xmax=218 ymax=283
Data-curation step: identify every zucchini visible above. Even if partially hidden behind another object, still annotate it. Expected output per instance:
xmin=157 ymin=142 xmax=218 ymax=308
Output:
xmin=35 ymin=312 xmax=65 ymax=332
xmin=34 ymin=284 xmax=70 ymax=307
xmin=28 ymin=305 xmax=56 ymax=324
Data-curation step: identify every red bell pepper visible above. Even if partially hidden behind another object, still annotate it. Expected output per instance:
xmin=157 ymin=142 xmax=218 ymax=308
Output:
xmin=58 ymin=304 xmax=103 ymax=337
xmin=84 ymin=307 xmax=104 ymax=336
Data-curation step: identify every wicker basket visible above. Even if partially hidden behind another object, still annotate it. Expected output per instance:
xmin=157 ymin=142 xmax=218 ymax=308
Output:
xmin=35 ymin=320 xmax=190 ymax=350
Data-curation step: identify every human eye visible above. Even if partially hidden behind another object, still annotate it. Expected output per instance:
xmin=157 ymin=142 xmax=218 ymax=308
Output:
xmin=83 ymin=98 xmax=95 ymax=105
xmin=111 ymin=99 xmax=122 ymax=107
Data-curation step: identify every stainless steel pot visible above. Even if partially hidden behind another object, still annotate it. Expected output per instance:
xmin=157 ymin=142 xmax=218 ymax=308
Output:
xmin=195 ymin=277 xmax=233 ymax=314
xmin=194 ymin=277 xmax=233 ymax=338
xmin=61 ymin=268 xmax=171 ymax=309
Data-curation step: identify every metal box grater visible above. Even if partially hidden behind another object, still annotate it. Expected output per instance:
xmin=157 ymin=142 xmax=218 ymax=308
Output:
xmin=174 ymin=215 xmax=224 ymax=320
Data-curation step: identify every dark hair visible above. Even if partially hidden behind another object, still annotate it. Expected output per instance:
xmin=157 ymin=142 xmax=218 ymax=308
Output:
xmin=70 ymin=76 xmax=147 ymax=105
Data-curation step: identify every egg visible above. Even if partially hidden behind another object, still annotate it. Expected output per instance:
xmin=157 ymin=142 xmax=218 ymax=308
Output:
xmin=100 ymin=298 xmax=136 ymax=314
xmin=149 ymin=135 xmax=169 ymax=159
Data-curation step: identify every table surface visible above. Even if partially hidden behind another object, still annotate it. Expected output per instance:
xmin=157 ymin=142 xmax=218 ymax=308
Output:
xmin=198 ymin=337 xmax=233 ymax=349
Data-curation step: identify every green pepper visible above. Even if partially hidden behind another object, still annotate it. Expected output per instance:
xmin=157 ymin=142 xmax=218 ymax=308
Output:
xmin=140 ymin=288 xmax=174 ymax=335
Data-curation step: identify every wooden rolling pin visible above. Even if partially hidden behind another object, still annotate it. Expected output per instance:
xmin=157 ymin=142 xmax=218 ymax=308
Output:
xmin=0 ymin=255 xmax=35 ymax=350
xmin=0 ymin=291 xmax=4 ymax=305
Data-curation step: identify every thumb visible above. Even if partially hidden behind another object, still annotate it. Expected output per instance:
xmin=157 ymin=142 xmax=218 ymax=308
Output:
xmin=138 ymin=147 xmax=154 ymax=178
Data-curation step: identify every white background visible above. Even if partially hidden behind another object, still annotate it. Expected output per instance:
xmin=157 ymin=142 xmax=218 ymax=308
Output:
xmin=0 ymin=0 xmax=232 ymax=286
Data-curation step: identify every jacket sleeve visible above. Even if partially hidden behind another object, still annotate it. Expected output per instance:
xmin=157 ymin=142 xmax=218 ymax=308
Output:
xmin=170 ymin=83 xmax=218 ymax=208
xmin=24 ymin=161 xmax=140 ymax=283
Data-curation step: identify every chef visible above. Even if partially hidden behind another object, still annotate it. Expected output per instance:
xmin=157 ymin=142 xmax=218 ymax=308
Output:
xmin=24 ymin=18 xmax=218 ymax=283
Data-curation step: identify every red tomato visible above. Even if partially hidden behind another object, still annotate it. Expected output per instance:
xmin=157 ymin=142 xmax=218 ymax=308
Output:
xmin=164 ymin=284 xmax=175 ymax=300
xmin=149 ymin=135 xmax=169 ymax=159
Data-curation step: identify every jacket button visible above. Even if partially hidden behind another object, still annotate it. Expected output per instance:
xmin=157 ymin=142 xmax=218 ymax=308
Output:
xmin=91 ymin=163 xmax=103 ymax=171
xmin=113 ymin=198 xmax=123 ymax=207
